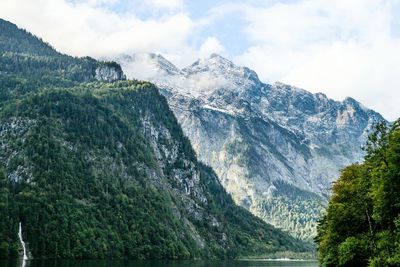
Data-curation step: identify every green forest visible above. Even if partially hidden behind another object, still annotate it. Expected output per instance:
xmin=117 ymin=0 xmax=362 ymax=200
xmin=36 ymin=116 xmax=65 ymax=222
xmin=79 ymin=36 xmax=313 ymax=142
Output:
xmin=0 ymin=18 xmax=311 ymax=260
xmin=316 ymin=121 xmax=400 ymax=266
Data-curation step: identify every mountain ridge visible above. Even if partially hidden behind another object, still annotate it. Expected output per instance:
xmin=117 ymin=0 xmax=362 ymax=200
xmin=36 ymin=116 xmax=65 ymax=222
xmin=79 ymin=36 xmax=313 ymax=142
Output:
xmin=116 ymin=52 xmax=386 ymax=240
xmin=0 ymin=18 xmax=310 ymax=259
xmin=117 ymin=52 xmax=380 ymax=114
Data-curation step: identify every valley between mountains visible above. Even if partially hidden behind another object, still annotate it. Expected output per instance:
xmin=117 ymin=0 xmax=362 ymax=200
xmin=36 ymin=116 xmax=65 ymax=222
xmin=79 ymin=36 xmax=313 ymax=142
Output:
xmin=0 ymin=18 xmax=387 ymax=261
xmin=0 ymin=18 xmax=311 ymax=260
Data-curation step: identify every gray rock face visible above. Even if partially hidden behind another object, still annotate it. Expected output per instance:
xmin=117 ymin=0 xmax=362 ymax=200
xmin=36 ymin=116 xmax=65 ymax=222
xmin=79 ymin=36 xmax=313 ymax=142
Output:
xmin=116 ymin=53 xmax=386 ymax=240
xmin=95 ymin=63 xmax=126 ymax=82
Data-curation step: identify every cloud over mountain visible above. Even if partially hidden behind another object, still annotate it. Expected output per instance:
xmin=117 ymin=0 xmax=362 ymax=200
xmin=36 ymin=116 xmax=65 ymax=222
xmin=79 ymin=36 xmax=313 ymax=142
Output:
xmin=0 ymin=0 xmax=399 ymax=120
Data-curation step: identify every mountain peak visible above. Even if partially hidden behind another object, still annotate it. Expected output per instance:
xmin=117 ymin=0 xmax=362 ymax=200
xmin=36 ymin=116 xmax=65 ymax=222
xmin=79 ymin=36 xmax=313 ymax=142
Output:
xmin=209 ymin=53 xmax=234 ymax=65
xmin=149 ymin=53 xmax=180 ymax=73
xmin=183 ymin=53 xmax=236 ymax=74
xmin=343 ymin=96 xmax=358 ymax=105
xmin=272 ymin=81 xmax=313 ymax=96
xmin=181 ymin=54 xmax=261 ymax=89
xmin=342 ymin=96 xmax=371 ymax=115
xmin=209 ymin=52 xmax=224 ymax=59
xmin=118 ymin=53 xmax=181 ymax=74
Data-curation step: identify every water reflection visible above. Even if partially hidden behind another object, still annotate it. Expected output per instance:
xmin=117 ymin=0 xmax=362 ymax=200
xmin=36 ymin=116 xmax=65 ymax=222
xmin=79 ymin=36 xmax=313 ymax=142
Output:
xmin=0 ymin=260 xmax=318 ymax=267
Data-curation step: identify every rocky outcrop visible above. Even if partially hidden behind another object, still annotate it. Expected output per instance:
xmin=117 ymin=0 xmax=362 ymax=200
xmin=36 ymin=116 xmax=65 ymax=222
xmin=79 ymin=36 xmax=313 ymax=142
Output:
xmin=95 ymin=62 xmax=126 ymax=82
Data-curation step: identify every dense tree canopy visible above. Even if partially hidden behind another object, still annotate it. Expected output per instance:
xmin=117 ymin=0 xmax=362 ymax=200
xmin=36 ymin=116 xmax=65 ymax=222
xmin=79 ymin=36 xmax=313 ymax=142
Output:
xmin=0 ymin=18 xmax=311 ymax=260
xmin=316 ymin=120 xmax=400 ymax=266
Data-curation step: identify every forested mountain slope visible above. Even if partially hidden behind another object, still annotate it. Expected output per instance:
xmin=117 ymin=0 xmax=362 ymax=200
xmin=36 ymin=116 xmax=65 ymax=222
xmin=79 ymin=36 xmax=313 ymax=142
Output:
xmin=0 ymin=19 xmax=310 ymax=259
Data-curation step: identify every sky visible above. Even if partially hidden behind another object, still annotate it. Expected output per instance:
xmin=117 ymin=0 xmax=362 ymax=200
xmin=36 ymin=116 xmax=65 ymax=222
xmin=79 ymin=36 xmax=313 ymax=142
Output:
xmin=0 ymin=0 xmax=399 ymax=121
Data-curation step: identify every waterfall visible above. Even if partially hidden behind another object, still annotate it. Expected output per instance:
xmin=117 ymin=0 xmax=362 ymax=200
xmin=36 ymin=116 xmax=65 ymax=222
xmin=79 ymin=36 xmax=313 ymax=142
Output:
xmin=18 ymin=222 xmax=28 ymax=260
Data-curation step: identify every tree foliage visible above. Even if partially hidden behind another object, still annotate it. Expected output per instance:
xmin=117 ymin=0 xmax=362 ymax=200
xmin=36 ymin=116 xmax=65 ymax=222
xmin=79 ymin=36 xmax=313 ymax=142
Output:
xmin=316 ymin=120 xmax=400 ymax=266
xmin=0 ymin=18 xmax=311 ymax=260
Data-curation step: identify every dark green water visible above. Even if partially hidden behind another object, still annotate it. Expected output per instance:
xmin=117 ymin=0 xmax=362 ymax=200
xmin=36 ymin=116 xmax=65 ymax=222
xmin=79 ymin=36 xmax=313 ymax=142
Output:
xmin=0 ymin=260 xmax=318 ymax=267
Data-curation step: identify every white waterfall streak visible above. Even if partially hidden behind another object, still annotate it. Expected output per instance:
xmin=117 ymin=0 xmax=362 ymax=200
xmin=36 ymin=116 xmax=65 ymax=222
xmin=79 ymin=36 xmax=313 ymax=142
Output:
xmin=18 ymin=222 xmax=28 ymax=260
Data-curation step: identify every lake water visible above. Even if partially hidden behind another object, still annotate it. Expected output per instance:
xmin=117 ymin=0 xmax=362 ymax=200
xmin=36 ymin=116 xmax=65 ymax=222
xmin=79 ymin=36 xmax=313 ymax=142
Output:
xmin=0 ymin=260 xmax=318 ymax=267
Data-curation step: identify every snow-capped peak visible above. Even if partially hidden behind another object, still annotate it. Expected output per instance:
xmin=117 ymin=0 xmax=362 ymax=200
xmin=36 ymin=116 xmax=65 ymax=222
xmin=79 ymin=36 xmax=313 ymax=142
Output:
xmin=184 ymin=53 xmax=236 ymax=74
xmin=116 ymin=53 xmax=261 ymax=98
xmin=115 ymin=53 xmax=381 ymax=121
xmin=184 ymin=54 xmax=260 ymax=84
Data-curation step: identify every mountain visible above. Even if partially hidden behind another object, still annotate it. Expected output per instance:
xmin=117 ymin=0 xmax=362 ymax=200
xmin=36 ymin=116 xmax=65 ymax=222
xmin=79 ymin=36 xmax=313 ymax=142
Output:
xmin=0 ymin=19 xmax=310 ymax=259
xmin=116 ymin=53 xmax=386 ymax=241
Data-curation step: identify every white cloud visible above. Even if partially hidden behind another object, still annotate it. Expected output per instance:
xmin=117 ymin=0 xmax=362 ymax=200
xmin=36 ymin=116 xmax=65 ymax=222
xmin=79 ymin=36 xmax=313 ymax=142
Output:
xmin=0 ymin=0 xmax=399 ymax=120
xmin=0 ymin=0 xmax=194 ymax=60
xmin=148 ymin=0 xmax=184 ymax=10
xmin=229 ymin=0 xmax=400 ymax=121
xmin=83 ymin=0 xmax=119 ymax=7
xmin=199 ymin=37 xmax=226 ymax=58
xmin=118 ymin=53 xmax=161 ymax=81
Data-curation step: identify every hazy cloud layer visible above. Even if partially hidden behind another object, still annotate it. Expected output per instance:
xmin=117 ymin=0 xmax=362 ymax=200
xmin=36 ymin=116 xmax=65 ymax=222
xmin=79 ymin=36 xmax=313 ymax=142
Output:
xmin=0 ymin=0 xmax=399 ymax=120
xmin=229 ymin=0 xmax=400 ymax=121
xmin=0 ymin=0 xmax=201 ymax=66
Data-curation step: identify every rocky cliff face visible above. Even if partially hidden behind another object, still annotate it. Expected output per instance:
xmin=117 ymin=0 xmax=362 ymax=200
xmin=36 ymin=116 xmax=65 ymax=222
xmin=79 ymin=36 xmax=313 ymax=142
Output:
xmin=95 ymin=62 xmax=126 ymax=82
xmin=116 ymin=53 xmax=386 ymax=240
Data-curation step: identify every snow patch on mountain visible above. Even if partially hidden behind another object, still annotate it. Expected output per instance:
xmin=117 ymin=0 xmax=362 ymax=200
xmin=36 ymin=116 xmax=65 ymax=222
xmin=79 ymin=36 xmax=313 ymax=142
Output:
xmin=115 ymin=52 xmax=386 ymax=240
